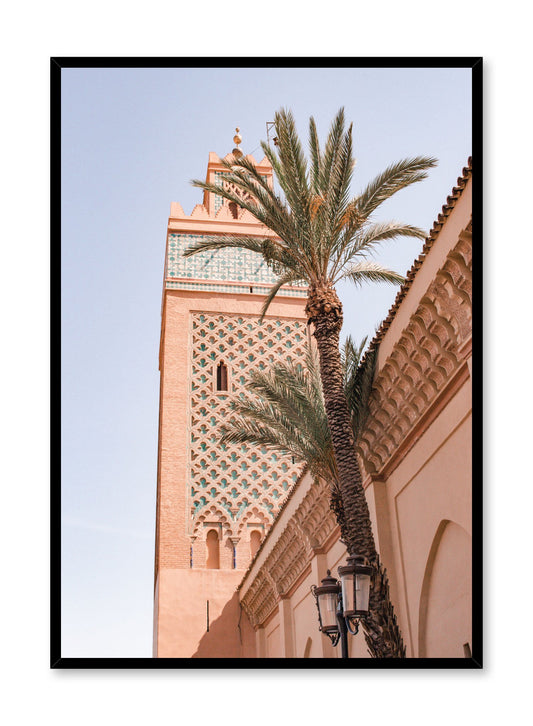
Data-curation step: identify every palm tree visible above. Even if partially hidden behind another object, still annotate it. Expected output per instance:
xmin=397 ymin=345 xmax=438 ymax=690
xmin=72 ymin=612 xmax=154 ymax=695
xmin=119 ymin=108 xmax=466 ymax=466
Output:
xmin=185 ymin=108 xmax=435 ymax=656
xmin=221 ymin=338 xmax=405 ymax=657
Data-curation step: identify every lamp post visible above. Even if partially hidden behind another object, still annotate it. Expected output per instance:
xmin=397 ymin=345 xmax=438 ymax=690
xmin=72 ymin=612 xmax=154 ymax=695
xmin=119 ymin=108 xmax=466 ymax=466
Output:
xmin=311 ymin=555 xmax=373 ymax=658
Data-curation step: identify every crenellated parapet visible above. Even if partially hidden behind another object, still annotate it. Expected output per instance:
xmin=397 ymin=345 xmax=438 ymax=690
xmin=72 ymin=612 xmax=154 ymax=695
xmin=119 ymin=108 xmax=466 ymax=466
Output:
xmin=170 ymin=200 xmax=261 ymax=224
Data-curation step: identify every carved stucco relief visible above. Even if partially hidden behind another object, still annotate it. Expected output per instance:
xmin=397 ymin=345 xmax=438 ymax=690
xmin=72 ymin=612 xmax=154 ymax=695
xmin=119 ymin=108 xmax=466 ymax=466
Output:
xmin=358 ymin=226 xmax=472 ymax=476
xmin=240 ymin=478 xmax=338 ymax=627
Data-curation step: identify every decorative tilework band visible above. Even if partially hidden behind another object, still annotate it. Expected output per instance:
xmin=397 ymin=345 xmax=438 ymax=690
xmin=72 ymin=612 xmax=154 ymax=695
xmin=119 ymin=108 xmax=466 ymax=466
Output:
xmin=166 ymin=280 xmax=307 ymax=297
xmin=166 ymin=233 xmax=308 ymax=294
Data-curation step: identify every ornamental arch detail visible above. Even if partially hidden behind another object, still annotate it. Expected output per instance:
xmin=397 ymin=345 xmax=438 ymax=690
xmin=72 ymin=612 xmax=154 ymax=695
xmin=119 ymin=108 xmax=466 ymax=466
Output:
xmin=418 ymin=519 xmax=472 ymax=657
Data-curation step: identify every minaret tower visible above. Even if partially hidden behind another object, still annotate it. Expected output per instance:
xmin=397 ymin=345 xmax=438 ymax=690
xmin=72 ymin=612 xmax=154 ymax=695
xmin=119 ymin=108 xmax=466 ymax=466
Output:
xmin=153 ymin=131 xmax=308 ymax=657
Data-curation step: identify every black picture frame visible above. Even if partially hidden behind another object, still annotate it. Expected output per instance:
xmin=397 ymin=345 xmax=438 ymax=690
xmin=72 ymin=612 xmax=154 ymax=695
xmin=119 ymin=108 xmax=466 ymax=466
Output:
xmin=52 ymin=56 xmax=482 ymax=669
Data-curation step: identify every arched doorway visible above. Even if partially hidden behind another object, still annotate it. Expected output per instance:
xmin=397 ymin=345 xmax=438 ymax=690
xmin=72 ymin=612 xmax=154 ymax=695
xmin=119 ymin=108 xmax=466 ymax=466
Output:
xmin=418 ymin=520 xmax=472 ymax=657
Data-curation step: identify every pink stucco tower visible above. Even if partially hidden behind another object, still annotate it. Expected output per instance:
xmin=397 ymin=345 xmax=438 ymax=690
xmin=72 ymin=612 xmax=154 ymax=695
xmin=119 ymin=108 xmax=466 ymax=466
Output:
xmin=153 ymin=133 xmax=308 ymax=657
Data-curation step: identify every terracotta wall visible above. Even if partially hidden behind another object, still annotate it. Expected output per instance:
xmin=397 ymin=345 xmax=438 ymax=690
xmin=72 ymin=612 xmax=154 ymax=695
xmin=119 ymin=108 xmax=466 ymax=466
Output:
xmin=154 ymin=288 xmax=307 ymax=656
xmin=156 ymin=569 xmax=256 ymax=658
xmin=239 ymin=165 xmax=473 ymax=658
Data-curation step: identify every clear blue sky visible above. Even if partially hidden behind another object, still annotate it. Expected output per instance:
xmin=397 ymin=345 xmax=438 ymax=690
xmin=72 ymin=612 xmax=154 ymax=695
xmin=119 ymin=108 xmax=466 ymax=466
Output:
xmin=60 ymin=65 xmax=472 ymax=657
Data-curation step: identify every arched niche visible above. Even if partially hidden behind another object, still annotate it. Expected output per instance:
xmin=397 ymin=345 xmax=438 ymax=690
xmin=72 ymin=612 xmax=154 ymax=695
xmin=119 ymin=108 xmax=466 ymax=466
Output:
xmin=216 ymin=361 xmax=228 ymax=391
xmin=206 ymin=529 xmax=220 ymax=570
xmin=418 ymin=519 xmax=472 ymax=657
xmin=225 ymin=537 xmax=237 ymax=569
xmin=193 ymin=503 xmax=233 ymax=541
xmin=249 ymin=529 xmax=262 ymax=559
xmin=236 ymin=505 xmax=270 ymax=537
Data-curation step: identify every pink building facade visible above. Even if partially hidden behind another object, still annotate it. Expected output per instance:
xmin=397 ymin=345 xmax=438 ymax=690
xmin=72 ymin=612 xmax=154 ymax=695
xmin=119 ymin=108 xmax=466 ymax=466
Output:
xmin=153 ymin=145 xmax=308 ymax=657
xmin=154 ymin=144 xmax=473 ymax=659
xmin=239 ymin=160 xmax=473 ymax=658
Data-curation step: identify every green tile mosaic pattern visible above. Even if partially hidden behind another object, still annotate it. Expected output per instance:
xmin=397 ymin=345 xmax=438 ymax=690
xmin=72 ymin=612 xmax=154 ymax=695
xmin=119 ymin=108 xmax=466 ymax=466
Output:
xmin=188 ymin=312 xmax=307 ymax=539
xmin=168 ymin=233 xmax=275 ymax=284
xmin=166 ymin=233 xmax=307 ymax=296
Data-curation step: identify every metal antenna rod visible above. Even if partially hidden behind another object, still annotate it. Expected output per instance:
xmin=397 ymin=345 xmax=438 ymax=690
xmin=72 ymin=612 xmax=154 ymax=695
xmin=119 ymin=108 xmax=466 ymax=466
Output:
xmin=266 ymin=121 xmax=276 ymax=145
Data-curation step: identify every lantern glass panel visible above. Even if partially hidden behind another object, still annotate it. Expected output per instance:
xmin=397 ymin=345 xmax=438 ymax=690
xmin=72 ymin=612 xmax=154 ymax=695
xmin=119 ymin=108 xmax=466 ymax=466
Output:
xmin=356 ymin=572 xmax=371 ymax=613
xmin=341 ymin=572 xmax=354 ymax=613
xmin=319 ymin=591 xmax=338 ymax=630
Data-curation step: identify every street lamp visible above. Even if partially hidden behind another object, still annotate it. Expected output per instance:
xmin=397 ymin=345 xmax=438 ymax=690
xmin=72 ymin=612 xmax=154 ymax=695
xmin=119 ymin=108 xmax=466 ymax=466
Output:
xmin=310 ymin=571 xmax=341 ymax=645
xmin=338 ymin=555 xmax=373 ymax=633
xmin=311 ymin=555 xmax=373 ymax=658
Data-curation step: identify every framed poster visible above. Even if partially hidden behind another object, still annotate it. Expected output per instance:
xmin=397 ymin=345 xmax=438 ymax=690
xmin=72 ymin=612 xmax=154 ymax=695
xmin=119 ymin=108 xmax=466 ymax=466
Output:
xmin=52 ymin=57 xmax=481 ymax=668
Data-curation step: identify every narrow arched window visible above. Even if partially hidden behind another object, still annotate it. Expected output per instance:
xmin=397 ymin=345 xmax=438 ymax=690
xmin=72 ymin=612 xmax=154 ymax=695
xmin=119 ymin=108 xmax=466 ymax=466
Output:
xmin=228 ymin=201 xmax=239 ymax=219
xmin=206 ymin=529 xmax=220 ymax=569
xmin=216 ymin=362 xmax=228 ymax=391
xmin=250 ymin=530 xmax=262 ymax=559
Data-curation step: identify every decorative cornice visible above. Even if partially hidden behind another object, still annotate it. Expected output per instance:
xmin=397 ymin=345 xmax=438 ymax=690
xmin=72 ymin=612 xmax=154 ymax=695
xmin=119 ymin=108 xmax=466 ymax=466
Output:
xmin=240 ymin=477 xmax=338 ymax=627
xmin=240 ymin=571 xmax=278 ymax=628
xmin=293 ymin=478 xmax=338 ymax=550
xmin=358 ymin=222 xmax=472 ymax=477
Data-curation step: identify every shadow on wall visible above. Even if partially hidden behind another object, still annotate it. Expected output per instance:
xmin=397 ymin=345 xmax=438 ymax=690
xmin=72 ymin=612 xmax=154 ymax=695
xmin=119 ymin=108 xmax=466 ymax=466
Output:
xmin=192 ymin=591 xmax=256 ymax=659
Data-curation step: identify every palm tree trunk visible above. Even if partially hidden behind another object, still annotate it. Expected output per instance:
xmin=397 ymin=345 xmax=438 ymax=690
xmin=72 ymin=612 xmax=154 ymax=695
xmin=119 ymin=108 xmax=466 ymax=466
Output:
xmin=307 ymin=283 xmax=405 ymax=658
xmin=307 ymin=284 xmax=376 ymax=559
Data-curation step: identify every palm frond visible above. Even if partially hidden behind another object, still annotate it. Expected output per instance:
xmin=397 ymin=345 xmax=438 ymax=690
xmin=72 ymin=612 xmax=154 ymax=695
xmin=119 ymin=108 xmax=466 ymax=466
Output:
xmin=328 ymin=121 xmax=355 ymax=225
xmin=342 ymin=335 xmax=378 ymax=439
xmin=259 ymin=270 xmax=306 ymax=322
xmin=339 ymin=260 xmax=405 ymax=287
xmin=272 ymin=108 xmax=310 ymax=218
xmin=330 ymin=221 xmax=427 ymax=281
xmin=352 ymin=345 xmax=378 ymax=438
xmin=219 ymin=335 xmax=378 ymax=488
xmin=220 ymin=417 xmax=307 ymax=462
xmin=217 ymin=154 xmax=297 ymax=235
xmin=308 ymin=116 xmax=322 ymax=194
xmin=221 ymin=347 xmax=337 ymax=483
xmin=190 ymin=176 xmax=299 ymax=246
xmin=352 ymin=221 xmax=427 ymax=253
xmin=182 ymin=234 xmax=266 ymax=258
xmin=341 ymin=334 xmax=367 ymax=375
xmin=355 ymin=156 xmax=437 ymax=218
xmin=247 ymin=361 xmax=323 ymax=438
xmin=319 ymin=108 xmax=347 ymax=196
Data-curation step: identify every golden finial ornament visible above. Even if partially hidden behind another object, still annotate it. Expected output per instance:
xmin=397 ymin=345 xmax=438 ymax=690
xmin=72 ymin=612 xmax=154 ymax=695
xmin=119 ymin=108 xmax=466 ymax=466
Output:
xmin=232 ymin=127 xmax=243 ymax=159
